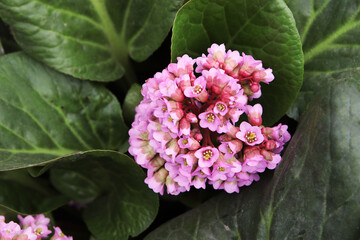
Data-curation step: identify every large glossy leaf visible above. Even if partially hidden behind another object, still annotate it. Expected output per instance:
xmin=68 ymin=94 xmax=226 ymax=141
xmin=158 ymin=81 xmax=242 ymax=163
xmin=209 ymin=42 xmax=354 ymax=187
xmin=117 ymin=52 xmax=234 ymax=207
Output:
xmin=0 ymin=52 xmax=127 ymax=170
xmin=50 ymin=150 xmax=159 ymax=240
xmin=146 ymin=70 xmax=360 ymax=239
xmin=0 ymin=169 xmax=68 ymax=214
xmin=0 ymin=0 xmax=182 ymax=82
xmin=171 ymin=0 xmax=304 ymax=125
xmin=286 ymin=0 xmax=360 ymax=118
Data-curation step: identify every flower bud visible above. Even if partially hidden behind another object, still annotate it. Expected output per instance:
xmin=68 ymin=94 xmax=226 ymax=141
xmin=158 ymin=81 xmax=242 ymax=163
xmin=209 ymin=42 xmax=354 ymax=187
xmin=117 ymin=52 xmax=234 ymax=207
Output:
xmin=186 ymin=112 xmax=198 ymax=123
xmin=247 ymin=104 xmax=262 ymax=126
xmin=249 ymin=81 xmax=260 ymax=93
xmin=179 ymin=118 xmax=191 ymax=136
xmin=260 ymin=149 xmax=273 ymax=161
xmin=265 ymin=140 xmax=277 ymax=150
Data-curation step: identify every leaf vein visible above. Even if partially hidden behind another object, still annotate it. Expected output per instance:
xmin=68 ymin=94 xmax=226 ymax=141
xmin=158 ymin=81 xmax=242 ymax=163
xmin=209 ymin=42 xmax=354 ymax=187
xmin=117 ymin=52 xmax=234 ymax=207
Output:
xmin=31 ymin=0 xmax=103 ymax=29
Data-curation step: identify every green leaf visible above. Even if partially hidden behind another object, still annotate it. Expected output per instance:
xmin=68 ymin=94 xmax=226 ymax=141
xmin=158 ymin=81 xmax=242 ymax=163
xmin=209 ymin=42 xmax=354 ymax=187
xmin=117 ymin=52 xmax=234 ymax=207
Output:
xmin=0 ymin=169 xmax=68 ymax=214
xmin=286 ymin=0 xmax=360 ymax=118
xmin=0 ymin=0 xmax=183 ymax=82
xmin=50 ymin=150 xmax=159 ymax=240
xmin=171 ymin=0 xmax=304 ymax=125
xmin=122 ymin=83 xmax=142 ymax=126
xmin=145 ymin=70 xmax=360 ymax=239
xmin=0 ymin=52 xmax=127 ymax=170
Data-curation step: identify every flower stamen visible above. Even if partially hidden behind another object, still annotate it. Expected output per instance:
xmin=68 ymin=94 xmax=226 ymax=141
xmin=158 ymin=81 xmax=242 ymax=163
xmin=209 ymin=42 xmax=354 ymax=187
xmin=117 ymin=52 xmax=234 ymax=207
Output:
xmin=206 ymin=113 xmax=215 ymax=123
xmin=203 ymin=149 xmax=213 ymax=160
xmin=193 ymin=85 xmax=203 ymax=94
xmin=245 ymin=131 xmax=257 ymax=143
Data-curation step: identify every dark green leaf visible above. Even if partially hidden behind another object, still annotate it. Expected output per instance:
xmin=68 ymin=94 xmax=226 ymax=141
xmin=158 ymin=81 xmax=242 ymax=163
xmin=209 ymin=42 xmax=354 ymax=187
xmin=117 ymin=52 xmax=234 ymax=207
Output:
xmin=0 ymin=52 xmax=127 ymax=170
xmin=171 ymin=0 xmax=304 ymax=125
xmin=146 ymin=71 xmax=360 ymax=239
xmin=122 ymin=83 xmax=142 ymax=126
xmin=286 ymin=0 xmax=360 ymax=118
xmin=0 ymin=0 xmax=183 ymax=82
xmin=0 ymin=169 xmax=68 ymax=214
xmin=50 ymin=150 xmax=159 ymax=240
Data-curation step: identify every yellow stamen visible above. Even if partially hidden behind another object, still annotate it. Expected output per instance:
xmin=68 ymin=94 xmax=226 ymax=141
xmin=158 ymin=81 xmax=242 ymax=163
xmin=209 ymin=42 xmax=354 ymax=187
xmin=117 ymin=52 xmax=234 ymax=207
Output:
xmin=245 ymin=131 xmax=257 ymax=143
xmin=203 ymin=149 xmax=213 ymax=160
xmin=35 ymin=227 xmax=43 ymax=235
xmin=227 ymin=146 xmax=233 ymax=153
xmin=206 ymin=113 xmax=215 ymax=123
xmin=182 ymin=139 xmax=188 ymax=145
xmin=216 ymin=103 xmax=226 ymax=112
xmin=217 ymin=166 xmax=225 ymax=172
xmin=193 ymin=85 xmax=203 ymax=94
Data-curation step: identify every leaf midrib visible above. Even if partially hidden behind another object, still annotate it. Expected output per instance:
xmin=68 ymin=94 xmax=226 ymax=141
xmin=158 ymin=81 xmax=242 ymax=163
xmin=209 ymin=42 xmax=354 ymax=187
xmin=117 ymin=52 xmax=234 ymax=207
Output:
xmin=304 ymin=3 xmax=360 ymax=63
xmin=89 ymin=0 xmax=128 ymax=61
xmin=304 ymin=19 xmax=360 ymax=62
xmin=0 ymin=147 xmax=74 ymax=156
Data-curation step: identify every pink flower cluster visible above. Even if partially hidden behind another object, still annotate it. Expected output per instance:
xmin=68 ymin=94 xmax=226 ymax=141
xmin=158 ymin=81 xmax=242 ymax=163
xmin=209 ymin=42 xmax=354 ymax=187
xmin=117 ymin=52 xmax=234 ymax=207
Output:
xmin=0 ymin=214 xmax=72 ymax=240
xmin=129 ymin=43 xmax=290 ymax=195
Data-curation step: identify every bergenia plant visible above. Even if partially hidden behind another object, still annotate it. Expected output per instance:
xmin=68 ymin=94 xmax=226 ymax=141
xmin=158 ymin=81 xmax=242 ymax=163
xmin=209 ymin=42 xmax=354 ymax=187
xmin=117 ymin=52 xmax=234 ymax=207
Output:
xmin=129 ymin=44 xmax=290 ymax=195
xmin=0 ymin=0 xmax=358 ymax=239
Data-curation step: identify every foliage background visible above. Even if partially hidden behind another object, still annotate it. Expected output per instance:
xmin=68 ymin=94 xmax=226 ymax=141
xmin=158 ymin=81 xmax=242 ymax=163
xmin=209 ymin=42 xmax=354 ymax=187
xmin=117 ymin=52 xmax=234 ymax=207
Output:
xmin=0 ymin=0 xmax=359 ymax=239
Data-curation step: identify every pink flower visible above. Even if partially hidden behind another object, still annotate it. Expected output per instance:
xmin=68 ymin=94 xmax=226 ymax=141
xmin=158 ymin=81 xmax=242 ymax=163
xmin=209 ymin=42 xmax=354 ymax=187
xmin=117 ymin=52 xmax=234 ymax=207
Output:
xmin=253 ymin=68 xmax=274 ymax=84
xmin=198 ymin=111 xmax=221 ymax=132
xmin=17 ymin=227 xmax=37 ymax=240
xmin=34 ymin=214 xmax=50 ymax=226
xmin=18 ymin=215 xmax=35 ymax=228
xmin=184 ymin=76 xmax=209 ymax=102
xmin=218 ymin=139 xmax=243 ymax=160
xmin=239 ymin=52 xmax=262 ymax=77
xmin=50 ymin=227 xmax=73 ymax=240
xmin=224 ymin=180 xmax=239 ymax=193
xmin=145 ymin=168 xmax=169 ymax=195
xmin=32 ymin=224 xmax=52 ymax=239
xmin=236 ymin=122 xmax=264 ymax=146
xmin=209 ymin=159 xmax=233 ymax=181
xmin=195 ymin=147 xmax=219 ymax=168
xmin=223 ymin=49 xmax=242 ymax=75
xmin=207 ymin=43 xmax=226 ymax=64
xmin=0 ymin=221 xmax=21 ymax=239
xmin=213 ymin=101 xmax=228 ymax=116
xmin=178 ymin=136 xmax=200 ymax=150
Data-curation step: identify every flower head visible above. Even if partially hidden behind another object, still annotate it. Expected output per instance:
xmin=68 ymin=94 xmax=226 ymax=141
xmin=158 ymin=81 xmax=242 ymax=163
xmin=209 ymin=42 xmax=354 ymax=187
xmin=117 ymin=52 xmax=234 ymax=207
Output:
xmin=129 ymin=43 xmax=290 ymax=195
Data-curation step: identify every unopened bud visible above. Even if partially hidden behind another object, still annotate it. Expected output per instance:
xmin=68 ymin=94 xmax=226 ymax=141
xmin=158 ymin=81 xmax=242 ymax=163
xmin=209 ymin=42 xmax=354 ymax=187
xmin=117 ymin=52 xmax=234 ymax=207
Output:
xmin=249 ymin=81 xmax=260 ymax=93
xmin=188 ymin=138 xmax=201 ymax=150
xmin=227 ymin=125 xmax=239 ymax=138
xmin=218 ymin=134 xmax=233 ymax=142
xmin=170 ymin=88 xmax=184 ymax=102
xmin=196 ymin=91 xmax=209 ymax=103
xmin=260 ymin=149 xmax=273 ymax=161
xmin=253 ymin=71 xmax=266 ymax=82
xmin=177 ymin=74 xmax=191 ymax=91
xmin=203 ymin=58 xmax=219 ymax=69
xmin=230 ymin=139 xmax=243 ymax=152
xmin=262 ymin=127 xmax=274 ymax=137
xmin=186 ymin=112 xmax=198 ymax=123
xmin=194 ymin=133 xmax=203 ymax=142
xmin=180 ymin=118 xmax=191 ymax=135
xmin=265 ymin=140 xmax=277 ymax=150
xmin=247 ymin=104 xmax=263 ymax=126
